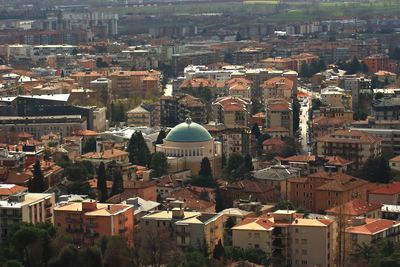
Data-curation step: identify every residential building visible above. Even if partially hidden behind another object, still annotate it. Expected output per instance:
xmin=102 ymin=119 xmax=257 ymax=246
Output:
xmin=108 ymin=70 xmax=161 ymax=98
xmin=0 ymin=192 xmax=55 ymax=243
xmin=344 ymin=217 xmax=400 ymax=267
xmin=107 ymin=180 xmax=157 ymax=203
xmin=156 ymin=175 xmax=182 ymax=199
xmin=288 ymin=171 xmax=370 ymax=213
xmin=374 ymin=70 xmax=397 ymax=84
xmin=320 ymin=86 xmax=352 ymax=110
xmin=126 ymin=105 xmax=152 ymax=127
xmin=261 ymin=77 xmax=295 ymax=100
xmin=368 ymin=183 xmax=400 ymax=205
xmin=141 ymin=203 xmax=224 ymax=252
xmin=220 ymin=180 xmax=274 ymax=207
xmin=265 ymin=126 xmax=290 ymax=139
xmin=253 ymin=165 xmax=301 ymax=201
xmin=389 ymin=155 xmax=400 ymax=171
xmin=316 ymin=129 xmax=382 ymax=169
xmin=265 ymin=98 xmax=293 ymax=136
xmin=54 ymin=199 xmax=134 ymax=245
xmin=205 ymin=123 xmax=251 ymax=159
xmin=325 ymin=199 xmax=382 ymax=219
xmin=70 ymin=71 xmax=102 ymax=89
xmin=80 ymin=149 xmax=128 ymax=164
xmin=232 ymin=210 xmax=336 ymax=267
xmin=339 ymin=76 xmax=371 ymax=110
xmin=372 ymin=97 xmax=400 ymax=121
xmin=212 ymin=96 xmax=252 ymax=128
xmin=363 ymin=54 xmax=390 ymax=73
xmin=0 ymin=184 xmax=27 ymax=199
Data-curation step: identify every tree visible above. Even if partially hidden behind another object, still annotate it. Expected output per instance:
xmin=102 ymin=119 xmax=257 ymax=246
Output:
xmin=224 ymin=153 xmax=244 ymax=180
xmin=275 ymin=200 xmax=295 ymax=210
xmin=235 ymin=31 xmax=242 ymax=41
xmin=28 ymin=160 xmax=46 ymax=193
xmin=375 ymin=92 xmax=384 ymax=100
xmin=347 ymin=57 xmax=362 ymax=75
xmin=199 ymin=157 xmax=213 ymax=179
xmin=244 ymin=248 xmax=269 ymax=266
xmin=104 ymin=237 xmax=130 ymax=267
xmin=111 ymin=169 xmax=124 ymax=196
xmin=83 ymin=137 xmax=96 ymax=154
xmin=155 ymin=129 xmax=167 ymax=145
xmin=390 ymin=46 xmax=400 ymax=60
xmin=149 ymin=152 xmax=168 ymax=178
xmin=299 ymin=63 xmax=310 ymax=78
xmin=80 ymin=246 xmax=103 ymax=267
xmin=292 ymin=97 xmax=301 ymax=134
xmin=1 ymin=260 xmax=24 ymax=267
xmin=251 ymin=123 xmax=261 ymax=139
xmin=360 ymin=156 xmax=392 ymax=183
xmin=97 ymin=162 xmax=108 ymax=202
xmin=257 ymin=133 xmax=271 ymax=157
xmin=213 ymin=240 xmax=225 ymax=261
xmin=215 ymin=188 xmax=224 ymax=212
xmin=127 ymin=131 xmax=151 ymax=166
xmin=242 ymin=154 xmax=254 ymax=176
xmin=371 ymin=75 xmax=380 ymax=89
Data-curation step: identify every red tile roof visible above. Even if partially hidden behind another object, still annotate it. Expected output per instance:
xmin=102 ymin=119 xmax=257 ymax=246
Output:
xmin=0 ymin=184 xmax=28 ymax=196
xmin=263 ymin=137 xmax=285 ymax=146
xmin=346 ymin=218 xmax=400 ymax=235
xmin=233 ymin=217 xmax=275 ymax=230
xmin=369 ymin=183 xmax=400 ymax=195
xmin=326 ymin=199 xmax=382 ymax=216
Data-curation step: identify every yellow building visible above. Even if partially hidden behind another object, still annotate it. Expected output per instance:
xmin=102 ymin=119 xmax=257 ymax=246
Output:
xmin=266 ymin=98 xmax=293 ymax=137
xmin=141 ymin=201 xmax=224 ymax=252
xmin=126 ymin=105 xmax=151 ymax=127
xmin=0 ymin=192 xmax=55 ymax=243
xmin=231 ymin=210 xmax=337 ymax=267
xmin=321 ymin=86 xmax=352 ymax=110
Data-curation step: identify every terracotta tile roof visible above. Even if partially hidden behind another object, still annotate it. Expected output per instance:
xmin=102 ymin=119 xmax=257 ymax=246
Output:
xmin=263 ymin=137 xmax=285 ymax=146
xmin=170 ymin=187 xmax=214 ymax=211
xmin=317 ymin=129 xmax=382 ymax=144
xmin=261 ymin=77 xmax=294 ymax=91
xmin=16 ymin=132 xmax=33 ymax=139
xmin=326 ymin=199 xmax=382 ymax=216
xmin=269 ymin=103 xmax=290 ymax=112
xmin=389 ymin=155 xmax=400 ymax=163
xmin=226 ymin=78 xmax=252 ymax=87
xmin=177 ymin=94 xmax=205 ymax=108
xmin=229 ymin=83 xmax=249 ymax=91
xmin=252 ymin=112 xmax=265 ymax=118
xmin=316 ymin=175 xmax=368 ymax=192
xmin=157 ymin=175 xmax=181 ymax=188
xmin=232 ymin=217 xmax=274 ymax=231
xmin=214 ymin=96 xmax=250 ymax=112
xmin=283 ymin=155 xmax=316 ymax=163
xmin=324 ymin=156 xmax=353 ymax=166
xmin=346 ymin=218 xmax=400 ymax=235
xmin=81 ymin=149 xmax=128 ymax=160
xmin=179 ymin=78 xmax=219 ymax=89
xmin=72 ymin=129 xmax=98 ymax=137
xmin=0 ymin=184 xmax=28 ymax=196
xmin=86 ymin=178 xmax=113 ymax=189
xmin=5 ymin=170 xmax=32 ymax=185
xmin=369 ymin=183 xmax=400 ymax=195
xmin=226 ymin=180 xmax=272 ymax=193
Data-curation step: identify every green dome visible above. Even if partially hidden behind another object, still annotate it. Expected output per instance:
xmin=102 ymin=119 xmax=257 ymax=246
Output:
xmin=165 ymin=118 xmax=212 ymax=143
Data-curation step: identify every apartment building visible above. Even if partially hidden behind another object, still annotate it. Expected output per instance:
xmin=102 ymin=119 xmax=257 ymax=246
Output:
xmin=108 ymin=70 xmax=161 ymax=98
xmin=54 ymin=199 xmax=134 ymax=245
xmin=232 ymin=210 xmax=337 ymax=267
xmin=288 ymin=171 xmax=370 ymax=213
xmin=70 ymin=71 xmax=102 ymax=89
xmin=0 ymin=192 xmax=55 ymax=243
xmin=368 ymin=183 xmax=400 ymax=205
xmin=363 ymin=54 xmax=390 ymax=74
xmin=0 ymin=184 xmax=27 ymax=199
xmin=316 ymin=129 xmax=382 ymax=169
xmin=261 ymin=77 xmax=295 ymax=100
xmin=126 ymin=105 xmax=152 ymax=127
xmin=266 ymin=98 xmax=293 ymax=137
xmin=372 ymin=97 xmax=400 ymax=121
xmin=212 ymin=96 xmax=252 ymax=128
xmin=320 ymin=86 xmax=352 ymax=110
xmin=344 ymin=217 xmax=400 ymax=267
xmin=141 ymin=201 xmax=224 ymax=252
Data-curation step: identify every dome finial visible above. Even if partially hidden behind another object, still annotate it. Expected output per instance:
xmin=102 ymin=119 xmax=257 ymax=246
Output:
xmin=185 ymin=117 xmax=192 ymax=125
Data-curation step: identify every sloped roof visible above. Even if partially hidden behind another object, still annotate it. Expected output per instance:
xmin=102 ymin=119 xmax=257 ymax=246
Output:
xmin=326 ymin=199 xmax=382 ymax=216
xmin=346 ymin=218 xmax=400 ymax=235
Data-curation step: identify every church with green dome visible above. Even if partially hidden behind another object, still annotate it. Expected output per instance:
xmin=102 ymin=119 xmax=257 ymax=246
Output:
xmin=156 ymin=118 xmax=222 ymax=178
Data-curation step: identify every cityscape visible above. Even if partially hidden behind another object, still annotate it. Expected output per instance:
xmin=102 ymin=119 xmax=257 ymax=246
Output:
xmin=0 ymin=0 xmax=400 ymax=266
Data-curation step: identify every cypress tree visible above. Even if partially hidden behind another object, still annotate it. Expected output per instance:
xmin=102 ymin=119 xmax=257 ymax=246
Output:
xmin=29 ymin=160 xmax=46 ymax=193
xmin=97 ymin=162 xmax=108 ymax=202
xmin=111 ymin=169 xmax=124 ymax=196
xmin=155 ymin=129 xmax=167 ymax=145
xmin=127 ymin=131 xmax=151 ymax=166
xmin=199 ymin=157 xmax=213 ymax=179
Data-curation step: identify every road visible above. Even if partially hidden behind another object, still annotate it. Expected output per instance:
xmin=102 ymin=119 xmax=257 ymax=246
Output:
xmin=298 ymin=87 xmax=312 ymax=154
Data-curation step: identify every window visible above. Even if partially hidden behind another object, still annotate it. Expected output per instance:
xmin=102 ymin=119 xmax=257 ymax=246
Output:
xmin=248 ymin=233 xmax=252 ymax=238
xmin=254 ymin=244 xmax=259 ymax=249
xmin=295 ymin=228 xmax=299 ymax=233
xmin=301 ymin=249 xmax=307 ymax=255
xmin=301 ymin=260 xmax=308 ymax=265
xmin=254 ymin=233 xmax=260 ymax=238
xmin=301 ymin=239 xmax=307 ymax=244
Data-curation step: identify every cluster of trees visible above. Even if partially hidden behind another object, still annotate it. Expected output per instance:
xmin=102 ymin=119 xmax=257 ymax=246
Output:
xmin=189 ymin=157 xmax=216 ymax=188
xmin=110 ymin=101 xmax=126 ymax=123
xmin=352 ymin=240 xmax=400 ymax=267
xmin=299 ymin=59 xmax=327 ymax=78
xmin=0 ymin=223 xmax=268 ymax=267
xmin=223 ymin=153 xmax=254 ymax=181
xmin=127 ymin=131 xmax=168 ymax=178
xmin=82 ymin=137 xmax=96 ymax=154
xmin=337 ymin=57 xmax=368 ymax=75
xmin=351 ymin=155 xmax=392 ymax=184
